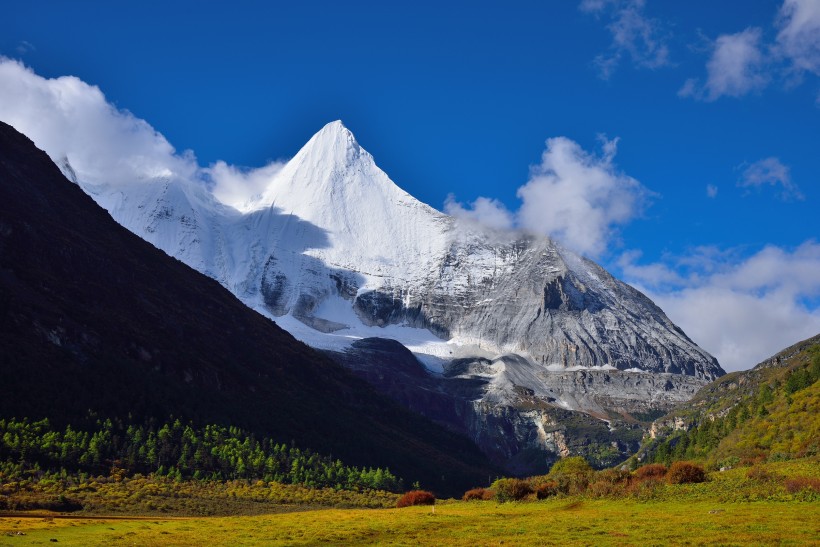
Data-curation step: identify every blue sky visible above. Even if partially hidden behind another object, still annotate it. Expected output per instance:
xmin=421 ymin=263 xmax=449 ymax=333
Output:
xmin=1 ymin=0 xmax=819 ymax=370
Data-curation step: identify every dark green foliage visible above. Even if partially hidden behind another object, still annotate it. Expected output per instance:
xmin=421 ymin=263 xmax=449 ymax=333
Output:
xmin=490 ymin=478 xmax=532 ymax=502
xmin=631 ymin=409 xmax=666 ymax=422
xmin=0 ymin=417 xmax=401 ymax=492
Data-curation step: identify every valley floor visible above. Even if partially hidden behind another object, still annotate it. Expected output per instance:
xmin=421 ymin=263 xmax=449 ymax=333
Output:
xmin=2 ymin=498 xmax=818 ymax=546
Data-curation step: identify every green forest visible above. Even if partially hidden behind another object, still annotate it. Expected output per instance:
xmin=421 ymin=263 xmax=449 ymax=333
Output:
xmin=0 ymin=416 xmax=402 ymax=492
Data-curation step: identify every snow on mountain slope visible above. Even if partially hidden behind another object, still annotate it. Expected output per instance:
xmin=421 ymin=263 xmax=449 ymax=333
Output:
xmin=73 ymin=121 xmax=722 ymax=418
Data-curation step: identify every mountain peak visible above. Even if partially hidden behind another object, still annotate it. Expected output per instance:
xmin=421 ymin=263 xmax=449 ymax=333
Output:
xmin=306 ymin=120 xmax=360 ymax=155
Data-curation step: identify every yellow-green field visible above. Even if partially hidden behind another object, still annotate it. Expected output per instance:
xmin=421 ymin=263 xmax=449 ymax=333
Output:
xmin=2 ymin=498 xmax=819 ymax=546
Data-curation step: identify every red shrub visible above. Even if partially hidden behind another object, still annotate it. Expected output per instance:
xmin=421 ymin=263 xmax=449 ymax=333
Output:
xmin=666 ymin=461 xmax=706 ymax=484
xmin=634 ymin=464 xmax=667 ymax=481
xmin=462 ymin=487 xmax=494 ymax=501
xmin=396 ymin=490 xmax=436 ymax=508
xmin=784 ymin=477 xmax=820 ymax=494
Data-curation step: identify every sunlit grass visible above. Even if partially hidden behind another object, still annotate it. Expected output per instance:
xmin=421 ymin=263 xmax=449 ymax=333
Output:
xmin=2 ymin=458 xmax=818 ymax=545
xmin=2 ymin=497 xmax=818 ymax=546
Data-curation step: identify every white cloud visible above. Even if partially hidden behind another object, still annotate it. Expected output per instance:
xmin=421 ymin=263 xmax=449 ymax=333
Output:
xmin=0 ymin=57 xmax=197 ymax=186
xmin=449 ymin=135 xmax=650 ymax=257
xmin=619 ymin=242 xmax=820 ymax=372
xmin=580 ymin=0 xmax=670 ymax=79
xmin=706 ymin=184 xmax=718 ymax=198
xmin=738 ymin=157 xmax=803 ymax=200
xmin=0 ymin=57 xmax=281 ymax=209
xmin=205 ymin=161 xmax=285 ymax=210
xmin=680 ymin=28 xmax=768 ymax=101
xmin=776 ymin=0 xmax=820 ymax=75
xmin=682 ymin=1 xmax=820 ymax=103
xmin=517 ymin=135 xmax=650 ymax=257
xmin=444 ymin=194 xmax=514 ymax=231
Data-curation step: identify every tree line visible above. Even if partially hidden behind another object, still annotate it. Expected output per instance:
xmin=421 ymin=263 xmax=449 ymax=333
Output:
xmin=0 ymin=416 xmax=403 ymax=492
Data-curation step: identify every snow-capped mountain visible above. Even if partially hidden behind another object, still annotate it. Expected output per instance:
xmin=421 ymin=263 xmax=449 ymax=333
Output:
xmin=76 ymin=121 xmax=723 ymax=472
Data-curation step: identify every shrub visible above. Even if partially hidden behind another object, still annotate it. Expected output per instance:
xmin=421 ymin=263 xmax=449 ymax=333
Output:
xmin=746 ymin=466 xmax=777 ymax=482
xmin=396 ymin=490 xmax=435 ymax=508
xmin=783 ymin=477 xmax=820 ymax=494
xmin=490 ymin=478 xmax=532 ymax=502
xmin=549 ymin=456 xmax=592 ymax=476
xmin=462 ymin=487 xmax=494 ymax=501
xmin=595 ymin=468 xmax=631 ymax=485
xmin=666 ymin=462 xmax=706 ymax=484
xmin=586 ymin=480 xmax=625 ymax=498
xmin=627 ymin=477 xmax=664 ymax=500
xmin=634 ymin=463 xmax=667 ymax=481
xmin=531 ymin=479 xmax=558 ymax=499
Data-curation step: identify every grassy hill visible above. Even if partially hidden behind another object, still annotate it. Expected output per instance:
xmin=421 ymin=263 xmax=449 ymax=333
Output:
xmin=634 ymin=334 xmax=820 ymax=469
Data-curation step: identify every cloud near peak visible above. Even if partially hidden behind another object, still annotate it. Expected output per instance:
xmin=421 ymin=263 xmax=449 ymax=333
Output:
xmin=0 ymin=57 xmax=284 ymax=210
xmin=448 ymin=135 xmax=651 ymax=258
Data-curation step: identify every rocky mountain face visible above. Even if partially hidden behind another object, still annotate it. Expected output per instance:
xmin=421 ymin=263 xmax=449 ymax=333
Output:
xmin=61 ymin=120 xmax=722 ymax=473
xmin=0 ymin=121 xmax=497 ymax=495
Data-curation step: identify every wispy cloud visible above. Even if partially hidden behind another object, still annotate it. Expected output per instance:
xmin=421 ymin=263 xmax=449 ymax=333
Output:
xmin=15 ymin=41 xmax=35 ymax=55
xmin=580 ymin=0 xmax=670 ymax=79
xmin=0 ymin=57 xmax=284 ymax=210
xmin=775 ymin=0 xmax=820 ymax=76
xmin=706 ymin=184 xmax=718 ymax=198
xmin=679 ymin=28 xmax=768 ymax=101
xmin=738 ymin=157 xmax=803 ymax=201
xmin=444 ymin=195 xmax=514 ymax=231
xmin=683 ymin=0 xmax=820 ymax=102
xmin=619 ymin=242 xmax=820 ymax=371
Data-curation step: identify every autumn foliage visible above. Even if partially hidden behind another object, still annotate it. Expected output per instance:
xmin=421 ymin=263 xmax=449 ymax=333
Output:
xmin=634 ymin=464 xmax=667 ymax=481
xmin=396 ymin=490 xmax=436 ymax=508
xmin=462 ymin=488 xmax=494 ymax=501
xmin=666 ymin=462 xmax=706 ymax=484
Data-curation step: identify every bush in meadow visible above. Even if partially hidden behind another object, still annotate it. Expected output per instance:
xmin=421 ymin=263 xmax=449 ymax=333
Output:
xmin=666 ymin=462 xmax=706 ymax=484
xmin=462 ymin=487 xmax=494 ymax=501
xmin=396 ymin=490 xmax=435 ymax=508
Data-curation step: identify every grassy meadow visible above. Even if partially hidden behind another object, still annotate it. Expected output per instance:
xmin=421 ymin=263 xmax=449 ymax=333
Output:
xmin=1 ymin=458 xmax=818 ymax=546
xmin=1 ymin=497 xmax=817 ymax=546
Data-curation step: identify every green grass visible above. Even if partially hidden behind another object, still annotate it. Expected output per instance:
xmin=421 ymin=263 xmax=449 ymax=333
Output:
xmin=2 ymin=458 xmax=818 ymax=544
xmin=2 ymin=498 xmax=818 ymax=546
xmin=2 ymin=459 xmax=819 ymax=545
